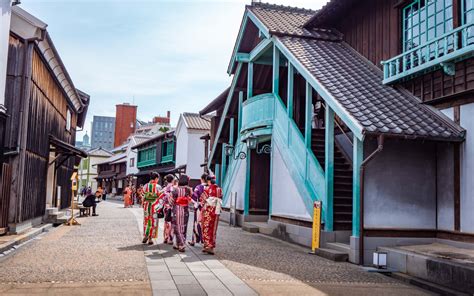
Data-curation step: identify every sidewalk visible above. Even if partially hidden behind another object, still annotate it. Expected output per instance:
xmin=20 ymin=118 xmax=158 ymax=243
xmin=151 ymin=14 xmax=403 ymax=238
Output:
xmin=129 ymin=207 xmax=257 ymax=296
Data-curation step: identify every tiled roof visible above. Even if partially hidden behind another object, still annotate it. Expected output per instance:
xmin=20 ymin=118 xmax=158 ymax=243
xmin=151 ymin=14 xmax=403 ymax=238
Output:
xmin=182 ymin=113 xmax=211 ymax=130
xmin=303 ymin=0 xmax=357 ymax=28
xmin=88 ymin=147 xmax=113 ymax=157
xmin=95 ymin=153 xmax=126 ymax=165
xmin=278 ymin=36 xmax=465 ymax=141
xmin=248 ymin=2 xmax=341 ymax=41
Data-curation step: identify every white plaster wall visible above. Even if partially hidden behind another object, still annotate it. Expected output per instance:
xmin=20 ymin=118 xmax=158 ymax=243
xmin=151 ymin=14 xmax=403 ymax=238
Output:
xmin=271 ymin=144 xmax=311 ymax=220
xmin=437 ymin=142 xmax=454 ymax=231
xmin=0 ymin=0 xmax=12 ymax=106
xmin=225 ymin=159 xmax=247 ymax=210
xmin=126 ymin=149 xmax=138 ymax=176
xmin=175 ymin=121 xmax=188 ymax=172
xmin=186 ymin=130 xmax=207 ymax=180
xmin=364 ymin=139 xmax=437 ymax=229
xmin=460 ymin=103 xmax=474 ymax=233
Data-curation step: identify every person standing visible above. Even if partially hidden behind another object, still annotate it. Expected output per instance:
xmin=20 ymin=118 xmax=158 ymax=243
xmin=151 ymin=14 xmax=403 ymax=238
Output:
xmin=189 ymin=173 xmax=208 ymax=246
xmin=123 ymin=184 xmax=132 ymax=208
xmin=161 ymin=174 xmax=175 ymax=245
xmin=142 ymin=173 xmax=163 ymax=245
xmin=200 ymin=175 xmax=223 ymax=255
xmin=171 ymin=175 xmax=192 ymax=252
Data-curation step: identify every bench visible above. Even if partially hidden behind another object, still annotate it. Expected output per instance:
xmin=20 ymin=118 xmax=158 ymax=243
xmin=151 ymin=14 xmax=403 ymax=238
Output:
xmin=78 ymin=205 xmax=91 ymax=217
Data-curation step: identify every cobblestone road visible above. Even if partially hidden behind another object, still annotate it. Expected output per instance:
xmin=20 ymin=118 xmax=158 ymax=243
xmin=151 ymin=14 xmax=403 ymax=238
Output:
xmin=0 ymin=201 xmax=151 ymax=295
xmin=0 ymin=201 xmax=433 ymax=295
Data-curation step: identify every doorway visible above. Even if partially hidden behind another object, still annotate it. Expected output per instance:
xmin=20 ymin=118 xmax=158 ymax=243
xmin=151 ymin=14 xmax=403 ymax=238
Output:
xmin=248 ymin=142 xmax=271 ymax=215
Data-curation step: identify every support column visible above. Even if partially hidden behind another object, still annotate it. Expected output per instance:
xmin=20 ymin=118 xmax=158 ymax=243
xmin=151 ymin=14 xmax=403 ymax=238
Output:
xmin=304 ymin=82 xmax=312 ymax=149
xmin=247 ymin=62 xmax=253 ymax=99
xmin=352 ymin=137 xmax=363 ymax=238
xmin=237 ymin=91 xmax=243 ymax=134
xmin=324 ymin=106 xmax=334 ymax=231
xmin=287 ymin=63 xmax=294 ymax=118
xmin=272 ymin=45 xmax=280 ymax=95
xmin=244 ymin=148 xmax=251 ymax=216
xmin=229 ymin=118 xmax=235 ymax=146
xmin=215 ymin=164 xmax=221 ymax=186
xmin=221 ymin=143 xmax=227 ymax=183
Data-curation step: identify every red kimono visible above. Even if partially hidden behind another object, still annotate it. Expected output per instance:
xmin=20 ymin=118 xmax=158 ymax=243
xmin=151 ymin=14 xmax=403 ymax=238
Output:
xmin=201 ymin=184 xmax=223 ymax=250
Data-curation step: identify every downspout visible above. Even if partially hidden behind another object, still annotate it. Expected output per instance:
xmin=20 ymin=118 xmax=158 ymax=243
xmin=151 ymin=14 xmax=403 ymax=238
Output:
xmin=359 ymin=135 xmax=384 ymax=265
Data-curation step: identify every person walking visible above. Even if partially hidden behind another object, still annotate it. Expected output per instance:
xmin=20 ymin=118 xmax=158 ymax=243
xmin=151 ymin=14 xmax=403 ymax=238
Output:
xmin=161 ymin=174 xmax=175 ymax=245
xmin=142 ymin=173 xmax=163 ymax=245
xmin=170 ymin=175 xmax=192 ymax=252
xmin=189 ymin=173 xmax=208 ymax=246
xmin=200 ymin=175 xmax=223 ymax=255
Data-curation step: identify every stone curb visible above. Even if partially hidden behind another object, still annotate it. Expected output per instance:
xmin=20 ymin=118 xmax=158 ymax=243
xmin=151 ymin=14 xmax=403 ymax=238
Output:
xmin=0 ymin=223 xmax=52 ymax=255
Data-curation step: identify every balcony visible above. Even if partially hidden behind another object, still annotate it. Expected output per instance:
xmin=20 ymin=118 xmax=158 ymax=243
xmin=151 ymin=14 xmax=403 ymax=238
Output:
xmin=137 ymin=158 xmax=156 ymax=168
xmin=382 ymin=23 xmax=474 ymax=84
xmin=241 ymin=93 xmax=275 ymax=136
xmin=161 ymin=154 xmax=174 ymax=164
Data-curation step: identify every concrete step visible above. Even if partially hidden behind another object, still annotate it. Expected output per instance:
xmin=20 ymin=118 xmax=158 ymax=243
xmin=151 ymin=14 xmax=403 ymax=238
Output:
xmin=45 ymin=207 xmax=58 ymax=215
xmin=390 ymin=272 xmax=469 ymax=296
xmin=326 ymin=242 xmax=351 ymax=254
xmin=242 ymin=223 xmax=259 ymax=233
xmin=314 ymin=248 xmax=348 ymax=262
xmin=380 ymin=245 xmax=474 ymax=294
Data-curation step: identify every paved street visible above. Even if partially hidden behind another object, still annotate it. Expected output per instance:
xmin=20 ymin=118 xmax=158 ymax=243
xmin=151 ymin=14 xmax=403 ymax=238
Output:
xmin=0 ymin=201 xmax=432 ymax=295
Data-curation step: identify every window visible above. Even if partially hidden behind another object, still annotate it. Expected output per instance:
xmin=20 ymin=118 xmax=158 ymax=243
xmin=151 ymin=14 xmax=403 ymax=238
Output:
xmin=463 ymin=0 xmax=474 ymax=43
xmin=403 ymin=0 xmax=453 ymax=51
xmin=130 ymin=158 xmax=135 ymax=167
xmin=66 ymin=109 xmax=72 ymax=131
xmin=161 ymin=140 xmax=174 ymax=163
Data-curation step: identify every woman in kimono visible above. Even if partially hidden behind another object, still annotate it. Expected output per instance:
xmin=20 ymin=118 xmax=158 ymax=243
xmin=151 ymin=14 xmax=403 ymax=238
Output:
xmin=142 ymin=172 xmax=163 ymax=245
xmin=171 ymin=174 xmax=192 ymax=252
xmin=200 ymin=175 xmax=223 ymax=255
xmin=161 ymin=174 xmax=175 ymax=244
xmin=123 ymin=185 xmax=132 ymax=208
xmin=188 ymin=173 xmax=208 ymax=246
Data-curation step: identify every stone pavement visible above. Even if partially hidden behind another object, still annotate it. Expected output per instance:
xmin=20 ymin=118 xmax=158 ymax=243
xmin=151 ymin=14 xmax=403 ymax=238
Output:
xmin=0 ymin=200 xmax=434 ymax=296
xmin=0 ymin=201 xmax=151 ymax=295
xmin=129 ymin=207 xmax=257 ymax=296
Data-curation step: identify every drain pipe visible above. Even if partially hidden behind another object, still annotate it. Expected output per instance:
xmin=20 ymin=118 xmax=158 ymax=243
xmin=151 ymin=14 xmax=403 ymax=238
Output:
xmin=359 ymin=135 xmax=384 ymax=265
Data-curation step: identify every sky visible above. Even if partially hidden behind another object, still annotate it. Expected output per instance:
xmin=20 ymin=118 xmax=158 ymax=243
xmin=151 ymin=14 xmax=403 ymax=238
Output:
xmin=20 ymin=0 xmax=330 ymax=139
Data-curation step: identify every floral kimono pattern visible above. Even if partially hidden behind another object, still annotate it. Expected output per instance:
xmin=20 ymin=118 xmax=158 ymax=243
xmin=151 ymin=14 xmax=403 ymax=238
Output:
xmin=201 ymin=184 xmax=223 ymax=250
xmin=142 ymin=181 xmax=163 ymax=240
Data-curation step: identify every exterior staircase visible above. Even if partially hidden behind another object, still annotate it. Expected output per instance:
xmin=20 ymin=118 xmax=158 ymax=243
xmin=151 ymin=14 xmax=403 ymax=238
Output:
xmin=311 ymin=129 xmax=353 ymax=231
xmin=44 ymin=207 xmax=67 ymax=226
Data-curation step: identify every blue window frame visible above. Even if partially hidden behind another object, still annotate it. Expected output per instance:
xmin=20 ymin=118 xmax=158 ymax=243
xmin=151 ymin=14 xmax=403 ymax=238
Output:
xmin=403 ymin=0 xmax=453 ymax=51
xmin=462 ymin=0 xmax=474 ymax=43
xmin=161 ymin=140 xmax=174 ymax=164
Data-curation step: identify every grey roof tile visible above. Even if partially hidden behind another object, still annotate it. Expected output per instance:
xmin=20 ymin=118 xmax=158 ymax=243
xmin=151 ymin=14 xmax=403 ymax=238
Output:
xmin=248 ymin=2 xmax=342 ymax=41
xmin=278 ymin=36 xmax=465 ymax=141
xmin=182 ymin=113 xmax=211 ymax=130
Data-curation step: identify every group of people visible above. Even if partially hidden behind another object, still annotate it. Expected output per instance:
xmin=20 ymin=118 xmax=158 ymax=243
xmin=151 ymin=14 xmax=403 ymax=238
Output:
xmin=123 ymin=184 xmax=143 ymax=208
xmin=140 ymin=172 xmax=222 ymax=254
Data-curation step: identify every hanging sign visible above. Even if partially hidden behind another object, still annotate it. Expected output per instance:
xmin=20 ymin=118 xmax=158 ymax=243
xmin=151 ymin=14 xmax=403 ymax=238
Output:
xmin=311 ymin=201 xmax=322 ymax=252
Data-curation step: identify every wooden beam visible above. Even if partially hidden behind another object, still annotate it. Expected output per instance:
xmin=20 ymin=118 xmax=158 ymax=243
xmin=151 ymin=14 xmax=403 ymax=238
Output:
xmin=325 ymin=106 xmax=335 ymax=231
xmin=305 ymin=82 xmax=312 ymax=149
xmin=229 ymin=118 xmax=235 ymax=146
xmin=287 ymin=63 xmax=294 ymax=119
xmin=247 ymin=62 xmax=253 ymax=99
xmin=352 ymin=137 xmax=363 ymax=238
xmin=221 ymin=143 xmax=227 ymax=184
xmin=272 ymin=45 xmax=280 ymax=95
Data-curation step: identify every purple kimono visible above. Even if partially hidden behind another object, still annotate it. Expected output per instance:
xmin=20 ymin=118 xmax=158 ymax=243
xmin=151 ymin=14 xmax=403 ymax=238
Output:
xmin=190 ymin=183 xmax=206 ymax=244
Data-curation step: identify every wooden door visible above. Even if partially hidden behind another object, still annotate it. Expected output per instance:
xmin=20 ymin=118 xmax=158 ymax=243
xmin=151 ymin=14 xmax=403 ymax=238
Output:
xmin=249 ymin=145 xmax=271 ymax=215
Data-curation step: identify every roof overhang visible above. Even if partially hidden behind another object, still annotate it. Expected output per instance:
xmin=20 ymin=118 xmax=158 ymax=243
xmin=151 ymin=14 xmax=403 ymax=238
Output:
xmin=11 ymin=7 xmax=84 ymax=113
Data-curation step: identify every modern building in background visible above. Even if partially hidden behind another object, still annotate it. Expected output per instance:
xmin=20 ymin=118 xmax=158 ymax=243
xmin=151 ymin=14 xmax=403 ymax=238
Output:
xmin=75 ymin=131 xmax=91 ymax=150
xmin=91 ymin=116 xmax=115 ymax=150
xmin=135 ymin=112 xmax=172 ymax=136
xmin=114 ymin=103 xmax=137 ymax=147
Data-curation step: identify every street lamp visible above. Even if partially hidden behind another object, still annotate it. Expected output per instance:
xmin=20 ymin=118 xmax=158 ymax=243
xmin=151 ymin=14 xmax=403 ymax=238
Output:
xmin=247 ymin=133 xmax=258 ymax=150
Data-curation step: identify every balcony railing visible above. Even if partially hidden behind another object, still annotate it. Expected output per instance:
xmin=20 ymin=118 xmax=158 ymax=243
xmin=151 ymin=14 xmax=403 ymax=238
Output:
xmin=241 ymin=93 xmax=275 ymax=135
xmin=137 ymin=158 xmax=156 ymax=168
xmin=161 ymin=154 xmax=174 ymax=164
xmin=382 ymin=23 xmax=474 ymax=84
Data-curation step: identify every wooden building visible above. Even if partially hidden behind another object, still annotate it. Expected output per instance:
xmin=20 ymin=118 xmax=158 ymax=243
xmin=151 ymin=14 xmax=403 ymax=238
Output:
xmin=132 ymin=131 xmax=181 ymax=186
xmin=0 ymin=7 xmax=89 ymax=234
xmin=203 ymin=2 xmax=472 ymax=280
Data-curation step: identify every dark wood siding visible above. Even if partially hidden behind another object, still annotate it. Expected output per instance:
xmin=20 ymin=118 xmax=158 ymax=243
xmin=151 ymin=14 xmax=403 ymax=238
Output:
xmin=335 ymin=0 xmax=474 ymax=103
xmin=336 ymin=0 xmax=401 ymax=68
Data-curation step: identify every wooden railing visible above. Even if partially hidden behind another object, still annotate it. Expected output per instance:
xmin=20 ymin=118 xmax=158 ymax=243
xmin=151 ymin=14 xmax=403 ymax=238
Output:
xmin=382 ymin=23 xmax=474 ymax=84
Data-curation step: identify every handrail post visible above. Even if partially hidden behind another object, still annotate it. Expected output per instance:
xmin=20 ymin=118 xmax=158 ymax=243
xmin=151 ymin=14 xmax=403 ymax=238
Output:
xmin=324 ymin=106 xmax=334 ymax=231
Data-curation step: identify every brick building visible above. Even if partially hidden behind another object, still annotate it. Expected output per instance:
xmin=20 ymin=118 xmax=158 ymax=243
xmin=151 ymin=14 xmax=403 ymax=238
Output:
xmin=114 ymin=103 xmax=137 ymax=147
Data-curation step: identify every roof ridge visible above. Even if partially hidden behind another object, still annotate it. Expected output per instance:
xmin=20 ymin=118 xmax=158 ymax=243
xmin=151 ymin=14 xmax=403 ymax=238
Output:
xmin=250 ymin=1 xmax=317 ymax=14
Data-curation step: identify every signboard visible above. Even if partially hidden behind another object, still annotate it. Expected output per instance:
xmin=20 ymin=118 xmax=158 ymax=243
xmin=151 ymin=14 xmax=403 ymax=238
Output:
xmin=311 ymin=201 xmax=322 ymax=252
